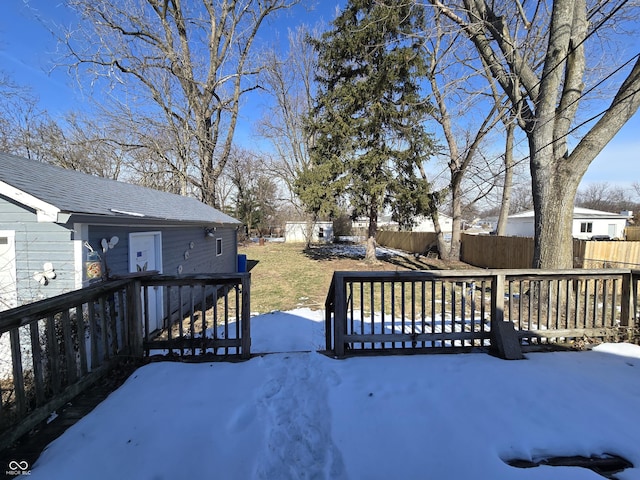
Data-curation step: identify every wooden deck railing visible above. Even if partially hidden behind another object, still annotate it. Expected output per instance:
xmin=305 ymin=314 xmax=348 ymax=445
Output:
xmin=325 ymin=269 xmax=640 ymax=358
xmin=0 ymin=273 xmax=250 ymax=451
xmin=140 ymin=274 xmax=251 ymax=358
xmin=0 ymin=279 xmax=136 ymax=451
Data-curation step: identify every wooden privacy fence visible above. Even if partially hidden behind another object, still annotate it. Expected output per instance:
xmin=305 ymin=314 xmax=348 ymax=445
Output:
xmin=575 ymin=241 xmax=640 ymax=268
xmin=325 ymin=269 xmax=639 ymax=358
xmin=0 ymin=273 xmax=250 ymax=451
xmin=376 ymin=231 xmax=438 ymax=254
xmin=626 ymin=227 xmax=640 ymax=241
xmin=460 ymin=234 xmax=640 ymax=269
xmin=460 ymin=234 xmax=535 ymax=268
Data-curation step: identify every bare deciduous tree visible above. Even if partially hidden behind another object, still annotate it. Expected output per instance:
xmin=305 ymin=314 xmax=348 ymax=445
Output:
xmin=0 ymin=76 xmax=49 ymax=159
xmin=428 ymin=0 xmax=640 ymax=268
xmin=576 ymin=182 xmax=636 ymax=213
xmin=257 ymin=25 xmax=318 ymax=212
xmin=421 ymin=10 xmax=507 ymax=258
xmin=64 ymin=0 xmax=299 ymax=207
xmin=35 ymin=113 xmax=129 ymax=179
xmin=225 ymin=147 xmax=280 ymax=237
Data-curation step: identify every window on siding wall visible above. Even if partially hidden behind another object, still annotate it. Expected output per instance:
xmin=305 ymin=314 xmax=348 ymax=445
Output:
xmin=216 ymin=237 xmax=222 ymax=256
xmin=580 ymin=222 xmax=593 ymax=233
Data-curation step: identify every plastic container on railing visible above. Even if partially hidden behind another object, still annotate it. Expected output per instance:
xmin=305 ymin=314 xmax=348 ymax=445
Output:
xmin=85 ymin=252 xmax=102 ymax=279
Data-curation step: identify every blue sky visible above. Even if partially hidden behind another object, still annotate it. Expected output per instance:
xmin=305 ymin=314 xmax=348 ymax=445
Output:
xmin=1 ymin=0 xmax=638 ymax=195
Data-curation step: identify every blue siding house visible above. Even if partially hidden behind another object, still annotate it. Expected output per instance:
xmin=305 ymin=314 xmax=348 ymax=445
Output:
xmin=0 ymin=152 xmax=241 ymax=313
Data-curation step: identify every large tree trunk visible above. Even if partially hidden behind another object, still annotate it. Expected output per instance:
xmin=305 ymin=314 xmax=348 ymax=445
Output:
xmin=495 ymin=123 xmax=514 ymax=236
xmin=365 ymin=206 xmax=378 ymax=263
xmin=429 ymin=209 xmax=450 ymax=260
xmin=530 ymin=150 xmax=582 ymax=269
xmin=201 ymin=157 xmax=218 ymax=208
xmin=449 ymin=174 xmax=463 ymax=259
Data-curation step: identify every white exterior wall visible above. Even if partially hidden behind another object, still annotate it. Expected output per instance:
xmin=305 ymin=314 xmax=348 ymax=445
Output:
xmin=571 ymin=218 xmax=627 ymax=240
xmin=412 ymin=215 xmax=453 ymax=233
xmin=504 ymin=218 xmax=535 ymax=237
xmin=505 ymin=208 xmax=628 ymax=239
xmin=285 ymin=222 xmax=334 ymax=243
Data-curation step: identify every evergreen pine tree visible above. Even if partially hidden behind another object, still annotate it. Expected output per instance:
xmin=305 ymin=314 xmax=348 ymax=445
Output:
xmin=296 ymin=0 xmax=434 ymax=261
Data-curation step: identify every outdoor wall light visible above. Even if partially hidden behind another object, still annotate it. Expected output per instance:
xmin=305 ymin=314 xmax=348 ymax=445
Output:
xmin=205 ymin=227 xmax=216 ymax=237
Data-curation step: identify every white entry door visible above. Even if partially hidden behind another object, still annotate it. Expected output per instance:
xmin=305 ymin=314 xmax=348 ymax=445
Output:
xmin=0 ymin=231 xmax=17 ymax=312
xmin=129 ymin=232 xmax=163 ymax=332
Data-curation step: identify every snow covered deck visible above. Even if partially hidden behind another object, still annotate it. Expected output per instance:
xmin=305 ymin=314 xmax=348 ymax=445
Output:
xmin=8 ymin=310 xmax=640 ymax=479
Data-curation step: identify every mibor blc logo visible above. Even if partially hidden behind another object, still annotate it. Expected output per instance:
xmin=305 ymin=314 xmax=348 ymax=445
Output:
xmin=6 ymin=460 xmax=30 ymax=476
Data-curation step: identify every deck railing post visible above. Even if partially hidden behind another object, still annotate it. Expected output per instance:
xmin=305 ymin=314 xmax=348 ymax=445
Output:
xmin=620 ymin=272 xmax=632 ymax=341
xmin=490 ymin=273 xmax=524 ymax=359
xmin=491 ymin=273 xmax=505 ymax=324
xmin=127 ymin=279 xmax=144 ymax=357
xmin=10 ymin=328 xmax=26 ymax=417
xmin=325 ymin=276 xmax=336 ymax=352
xmin=334 ymin=273 xmax=347 ymax=358
xmin=633 ymin=271 xmax=639 ymax=331
xmin=325 ymin=308 xmax=333 ymax=352
xmin=241 ymin=274 xmax=251 ymax=360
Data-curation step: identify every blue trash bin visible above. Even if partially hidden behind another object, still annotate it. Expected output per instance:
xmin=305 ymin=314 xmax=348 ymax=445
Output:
xmin=237 ymin=254 xmax=247 ymax=272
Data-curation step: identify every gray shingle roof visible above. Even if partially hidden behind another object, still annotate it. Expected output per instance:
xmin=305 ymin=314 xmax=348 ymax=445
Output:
xmin=0 ymin=152 xmax=240 ymax=225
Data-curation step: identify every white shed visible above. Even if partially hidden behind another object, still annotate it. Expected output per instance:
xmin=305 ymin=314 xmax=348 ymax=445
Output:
xmin=284 ymin=221 xmax=334 ymax=243
xmin=411 ymin=214 xmax=453 ymax=233
xmin=352 ymin=213 xmax=453 ymax=233
xmin=505 ymin=207 xmax=631 ymax=240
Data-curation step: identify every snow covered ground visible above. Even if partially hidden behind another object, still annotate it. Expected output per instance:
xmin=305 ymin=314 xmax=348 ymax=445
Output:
xmin=20 ymin=308 xmax=640 ymax=479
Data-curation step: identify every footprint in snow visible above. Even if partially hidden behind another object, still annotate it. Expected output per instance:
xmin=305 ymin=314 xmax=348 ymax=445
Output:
xmin=254 ymin=353 xmax=347 ymax=480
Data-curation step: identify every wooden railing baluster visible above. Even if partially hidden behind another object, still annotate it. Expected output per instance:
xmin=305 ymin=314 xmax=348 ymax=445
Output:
xmin=323 ymin=269 xmax=639 ymax=358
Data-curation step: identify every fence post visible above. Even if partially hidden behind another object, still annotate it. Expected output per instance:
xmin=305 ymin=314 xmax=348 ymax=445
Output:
xmin=127 ymin=280 xmax=144 ymax=357
xmin=241 ymin=274 xmax=251 ymax=360
xmin=334 ymin=273 xmax=347 ymax=358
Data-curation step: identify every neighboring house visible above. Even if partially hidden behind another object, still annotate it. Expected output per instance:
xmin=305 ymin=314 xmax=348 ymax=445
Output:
xmin=0 ymin=153 xmax=241 ymax=324
xmin=284 ymin=221 xmax=334 ymax=243
xmin=411 ymin=214 xmax=453 ymax=234
xmin=505 ymin=207 xmax=631 ymax=240
xmin=352 ymin=213 xmax=453 ymax=234
xmin=352 ymin=214 xmax=398 ymax=231
xmin=466 ymin=217 xmax=497 ymax=234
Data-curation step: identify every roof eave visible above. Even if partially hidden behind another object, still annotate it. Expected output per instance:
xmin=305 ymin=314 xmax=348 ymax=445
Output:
xmin=64 ymin=212 xmax=241 ymax=228
xmin=0 ymin=180 xmax=61 ymax=222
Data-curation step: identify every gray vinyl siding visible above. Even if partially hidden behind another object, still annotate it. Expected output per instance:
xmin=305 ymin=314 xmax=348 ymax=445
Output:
xmin=1 ymin=153 xmax=241 ymax=309
xmin=0 ymin=197 xmax=77 ymax=305
xmin=86 ymin=225 xmax=135 ymax=277
xmin=162 ymin=227 xmax=238 ymax=275
xmin=1 ymin=192 xmax=239 ymax=308
xmin=87 ymin=225 xmax=238 ymax=277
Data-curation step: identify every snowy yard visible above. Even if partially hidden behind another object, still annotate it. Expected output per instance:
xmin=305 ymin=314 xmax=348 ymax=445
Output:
xmin=22 ymin=308 xmax=640 ymax=479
